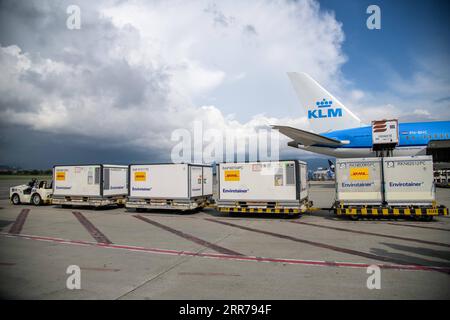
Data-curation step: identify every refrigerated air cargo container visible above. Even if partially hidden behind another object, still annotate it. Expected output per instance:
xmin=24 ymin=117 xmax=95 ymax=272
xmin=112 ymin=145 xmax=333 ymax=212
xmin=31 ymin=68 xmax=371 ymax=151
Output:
xmin=335 ymin=158 xmax=383 ymax=205
xmin=334 ymin=156 xmax=447 ymax=220
xmin=216 ymin=160 xmax=309 ymax=215
xmin=52 ymin=164 xmax=128 ymax=207
xmin=383 ymin=156 xmax=435 ymax=205
xmin=126 ymin=163 xmax=213 ymax=211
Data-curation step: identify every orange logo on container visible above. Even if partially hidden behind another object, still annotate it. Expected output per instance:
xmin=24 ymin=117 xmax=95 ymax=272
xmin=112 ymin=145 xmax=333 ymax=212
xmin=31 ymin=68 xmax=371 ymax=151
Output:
xmin=134 ymin=171 xmax=147 ymax=181
xmin=350 ymin=167 xmax=369 ymax=180
xmin=224 ymin=170 xmax=240 ymax=181
xmin=56 ymin=172 xmax=66 ymax=181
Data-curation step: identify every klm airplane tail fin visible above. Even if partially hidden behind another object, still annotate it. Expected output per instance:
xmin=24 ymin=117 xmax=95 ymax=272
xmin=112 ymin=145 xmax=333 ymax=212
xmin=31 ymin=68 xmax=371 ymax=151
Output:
xmin=287 ymin=72 xmax=362 ymax=133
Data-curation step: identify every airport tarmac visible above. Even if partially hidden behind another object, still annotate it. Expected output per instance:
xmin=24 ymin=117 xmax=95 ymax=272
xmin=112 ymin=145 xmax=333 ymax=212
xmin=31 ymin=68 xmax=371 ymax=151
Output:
xmin=0 ymin=180 xmax=449 ymax=299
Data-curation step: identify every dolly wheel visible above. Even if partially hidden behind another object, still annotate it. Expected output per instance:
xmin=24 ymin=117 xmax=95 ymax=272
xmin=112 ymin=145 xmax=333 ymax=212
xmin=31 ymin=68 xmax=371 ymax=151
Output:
xmin=11 ymin=194 xmax=20 ymax=205
xmin=32 ymin=194 xmax=42 ymax=206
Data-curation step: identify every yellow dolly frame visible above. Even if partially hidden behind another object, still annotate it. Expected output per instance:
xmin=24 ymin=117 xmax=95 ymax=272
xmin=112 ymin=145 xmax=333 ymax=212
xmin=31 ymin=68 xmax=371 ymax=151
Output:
xmin=335 ymin=202 xmax=448 ymax=221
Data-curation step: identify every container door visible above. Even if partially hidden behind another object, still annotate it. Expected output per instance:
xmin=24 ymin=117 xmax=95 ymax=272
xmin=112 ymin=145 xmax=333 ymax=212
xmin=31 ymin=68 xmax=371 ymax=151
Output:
xmin=190 ymin=166 xmax=203 ymax=198
xmin=299 ymin=163 xmax=308 ymax=200
xmin=102 ymin=167 xmax=128 ymax=196
xmin=202 ymin=167 xmax=213 ymax=196
xmin=103 ymin=168 xmax=110 ymax=191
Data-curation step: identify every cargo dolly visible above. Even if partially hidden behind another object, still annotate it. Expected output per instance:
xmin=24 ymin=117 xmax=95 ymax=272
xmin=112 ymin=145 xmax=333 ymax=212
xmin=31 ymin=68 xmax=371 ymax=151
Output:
xmin=217 ymin=199 xmax=311 ymax=216
xmin=126 ymin=197 xmax=210 ymax=211
xmin=334 ymin=202 xmax=448 ymax=221
xmin=52 ymin=195 xmax=126 ymax=207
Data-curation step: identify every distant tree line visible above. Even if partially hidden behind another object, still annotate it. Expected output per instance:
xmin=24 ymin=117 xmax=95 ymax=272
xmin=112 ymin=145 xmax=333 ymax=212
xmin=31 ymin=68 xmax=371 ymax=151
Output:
xmin=0 ymin=169 xmax=52 ymax=175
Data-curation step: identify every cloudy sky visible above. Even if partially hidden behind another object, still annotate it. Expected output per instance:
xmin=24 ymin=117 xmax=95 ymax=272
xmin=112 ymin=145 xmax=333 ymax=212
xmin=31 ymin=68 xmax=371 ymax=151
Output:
xmin=0 ymin=0 xmax=449 ymax=169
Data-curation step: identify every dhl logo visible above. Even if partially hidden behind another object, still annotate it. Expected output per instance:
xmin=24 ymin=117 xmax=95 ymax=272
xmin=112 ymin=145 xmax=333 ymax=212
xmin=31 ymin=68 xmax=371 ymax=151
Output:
xmin=134 ymin=171 xmax=147 ymax=181
xmin=56 ymin=172 xmax=66 ymax=181
xmin=350 ymin=167 xmax=369 ymax=180
xmin=224 ymin=170 xmax=240 ymax=181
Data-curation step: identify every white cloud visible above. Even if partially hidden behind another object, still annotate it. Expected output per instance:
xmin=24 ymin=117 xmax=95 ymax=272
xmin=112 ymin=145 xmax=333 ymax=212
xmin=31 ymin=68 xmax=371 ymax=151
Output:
xmin=0 ymin=0 xmax=348 ymax=161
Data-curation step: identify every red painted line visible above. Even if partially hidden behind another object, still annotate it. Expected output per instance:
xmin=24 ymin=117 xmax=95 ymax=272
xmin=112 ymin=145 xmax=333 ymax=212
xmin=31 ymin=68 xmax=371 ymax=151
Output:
xmin=72 ymin=211 xmax=112 ymax=244
xmin=204 ymin=218 xmax=450 ymax=274
xmin=178 ymin=272 xmax=241 ymax=277
xmin=290 ymin=221 xmax=450 ymax=248
xmin=133 ymin=215 xmax=243 ymax=256
xmin=385 ymin=222 xmax=450 ymax=232
xmin=9 ymin=209 xmax=30 ymax=234
xmin=0 ymin=232 xmax=449 ymax=274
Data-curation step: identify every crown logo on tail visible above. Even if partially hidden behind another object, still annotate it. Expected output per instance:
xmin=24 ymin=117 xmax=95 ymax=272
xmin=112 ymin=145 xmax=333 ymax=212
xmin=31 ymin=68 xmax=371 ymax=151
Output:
xmin=316 ymin=99 xmax=333 ymax=108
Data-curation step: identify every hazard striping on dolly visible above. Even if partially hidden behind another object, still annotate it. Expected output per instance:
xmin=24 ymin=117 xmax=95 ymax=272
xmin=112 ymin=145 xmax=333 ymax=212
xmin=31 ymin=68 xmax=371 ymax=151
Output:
xmin=336 ymin=207 xmax=448 ymax=216
xmin=219 ymin=207 xmax=303 ymax=214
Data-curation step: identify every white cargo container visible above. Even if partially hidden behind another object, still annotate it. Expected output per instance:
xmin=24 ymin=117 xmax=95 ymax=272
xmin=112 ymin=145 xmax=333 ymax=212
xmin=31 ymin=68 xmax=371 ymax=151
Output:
xmin=52 ymin=164 xmax=128 ymax=207
xmin=217 ymin=160 xmax=308 ymax=214
xmin=126 ymin=163 xmax=213 ymax=211
xmin=335 ymin=158 xmax=383 ymax=205
xmin=371 ymin=119 xmax=399 ymax=146
xmin=334 ymin=156 xmax=447 ymax=220
xmin=383 ymin=156 xmax=435 ymax=205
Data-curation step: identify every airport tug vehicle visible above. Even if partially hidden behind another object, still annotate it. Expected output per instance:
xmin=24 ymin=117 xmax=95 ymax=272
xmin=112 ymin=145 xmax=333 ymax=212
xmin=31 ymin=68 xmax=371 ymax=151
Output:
xmin=10 ymin=178 xmax=53 ymax=206
xmin=333 ymin=120 xmax=448 ymax=221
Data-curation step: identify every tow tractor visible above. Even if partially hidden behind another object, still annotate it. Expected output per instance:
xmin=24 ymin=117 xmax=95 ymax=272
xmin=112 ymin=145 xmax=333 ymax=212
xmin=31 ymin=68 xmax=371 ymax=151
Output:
xmin=10 ymin=178 xmax=53 ymax=206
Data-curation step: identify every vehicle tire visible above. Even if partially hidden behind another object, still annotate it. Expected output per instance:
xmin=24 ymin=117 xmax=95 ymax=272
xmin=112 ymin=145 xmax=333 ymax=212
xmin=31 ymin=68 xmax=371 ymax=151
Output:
xmin=11 ymin=194 xmax=20 ymax=205
xmin=32 ymin=193 xmax=42 ymax=206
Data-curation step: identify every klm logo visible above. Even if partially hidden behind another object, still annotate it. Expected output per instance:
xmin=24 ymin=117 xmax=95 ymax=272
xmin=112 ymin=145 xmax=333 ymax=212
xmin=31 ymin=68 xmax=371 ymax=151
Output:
xmin=308 ymin=99 xmax=342 ymax=119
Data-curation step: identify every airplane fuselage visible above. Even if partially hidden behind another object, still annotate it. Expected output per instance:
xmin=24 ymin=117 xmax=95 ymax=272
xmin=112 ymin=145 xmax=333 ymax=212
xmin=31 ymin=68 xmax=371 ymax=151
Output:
xmin=300 ymin=121 xmax=450 ymax=158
